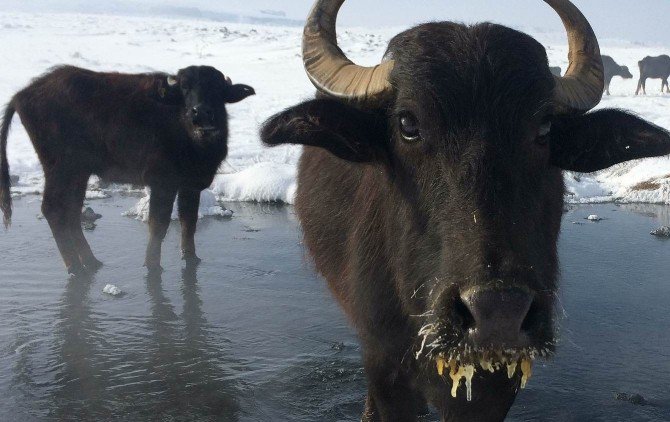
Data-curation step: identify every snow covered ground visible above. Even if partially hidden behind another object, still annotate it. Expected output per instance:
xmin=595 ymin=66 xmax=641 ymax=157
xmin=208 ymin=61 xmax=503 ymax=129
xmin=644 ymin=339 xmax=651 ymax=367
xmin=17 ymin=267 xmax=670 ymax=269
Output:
xmin=1 ymin=11 xmax=669 ymax=213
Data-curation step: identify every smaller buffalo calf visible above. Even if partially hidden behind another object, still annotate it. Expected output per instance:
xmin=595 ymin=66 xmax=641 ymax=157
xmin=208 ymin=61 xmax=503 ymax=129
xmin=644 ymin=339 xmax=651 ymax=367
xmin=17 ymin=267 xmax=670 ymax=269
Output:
xmin=602 ymin=55 xmax=633 ymax=96
xmin=636 ymin=55 xmax=670 ymax=95
xmin=0 ymin=65 xmax=254 ymax=275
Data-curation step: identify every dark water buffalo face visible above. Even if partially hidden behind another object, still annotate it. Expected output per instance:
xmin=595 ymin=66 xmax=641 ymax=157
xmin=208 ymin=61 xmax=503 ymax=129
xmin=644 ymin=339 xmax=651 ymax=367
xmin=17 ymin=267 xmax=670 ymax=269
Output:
xmin=262 ymin=0 xmax=670 ymax=419
xmin=620 ymin=66 xmax=634 ymax=79
xmin=386 ymin=22 xmax=562 ymax=392
xmin=162 ymin=66 xmax=254 ymax=141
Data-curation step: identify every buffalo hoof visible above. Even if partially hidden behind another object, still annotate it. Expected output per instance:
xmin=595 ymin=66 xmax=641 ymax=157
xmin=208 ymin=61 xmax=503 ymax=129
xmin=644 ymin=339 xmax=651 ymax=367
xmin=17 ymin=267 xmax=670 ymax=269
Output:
xmin=67 ymin=262 xmax=87 ymax=278
xmin=182 ymin=253 xmax=202 ymax=268
xmin=83 ymin=257 xmax=103 ymax=272
xmin=145 ymin=263 xmax=164 ymax=275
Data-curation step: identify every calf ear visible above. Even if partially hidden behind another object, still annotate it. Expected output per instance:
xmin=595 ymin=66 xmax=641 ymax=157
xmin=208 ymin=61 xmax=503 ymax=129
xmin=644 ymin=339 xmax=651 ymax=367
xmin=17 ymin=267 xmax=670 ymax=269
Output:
xmin=550 ymin=109 xmax=670 ymax=173
xmin=261 ymin=99 xmax=388 ymax=162
xmin=153 ymin=78 xmax=182 ymax=105
xmin=224 ymin=84 xmax=255 ymax=104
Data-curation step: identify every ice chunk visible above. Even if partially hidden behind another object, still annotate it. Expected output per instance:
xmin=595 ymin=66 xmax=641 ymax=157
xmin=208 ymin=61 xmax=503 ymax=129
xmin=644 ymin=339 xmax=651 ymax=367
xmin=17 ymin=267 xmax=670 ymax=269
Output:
xmin=102 ymin=284 xmax=122 ymax=296
xmin=650 ymin=226 xmax=670 ymax=237
xmin=124 ymin=189 xmax=232 ymax=222
xmin=586 ymin=214 xmax=602 ymax=221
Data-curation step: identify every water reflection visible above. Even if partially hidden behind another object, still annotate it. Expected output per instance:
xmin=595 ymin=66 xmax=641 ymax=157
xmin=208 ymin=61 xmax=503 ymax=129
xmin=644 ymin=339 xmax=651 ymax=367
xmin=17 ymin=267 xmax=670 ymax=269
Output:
xmin=620 ymin=203 xmax=670 ymax=226
xmin=19 ymin=269 xmax=244 ymax=420
xmin=144 ymin=269 xmax=240 ymax=419
xmin=49 ymin=274 xmax=106 ymax=419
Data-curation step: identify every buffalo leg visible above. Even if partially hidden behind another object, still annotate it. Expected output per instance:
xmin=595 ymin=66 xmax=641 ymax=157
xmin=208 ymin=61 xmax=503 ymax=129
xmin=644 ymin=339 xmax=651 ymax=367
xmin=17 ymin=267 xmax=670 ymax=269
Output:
xmin=177 ymin=189 xmax=201 ymax=267
xmin=144 ymin=186 xmax=177 ymax=272
xmin=663 ymin=78 xmax=669 ymax=93
xmin=42 ymin=172 xmax=83 ymax=275
xmin=636 ymin=77 xmax=645 ymax=95
xmin=67 ymin=173 xmax=103 ymax=271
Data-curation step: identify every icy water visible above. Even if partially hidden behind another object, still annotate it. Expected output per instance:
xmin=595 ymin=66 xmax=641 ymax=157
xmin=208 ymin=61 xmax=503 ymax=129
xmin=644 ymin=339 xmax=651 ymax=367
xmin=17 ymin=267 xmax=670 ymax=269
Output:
xmin=0 ymin=196 xmax=669 ymax=422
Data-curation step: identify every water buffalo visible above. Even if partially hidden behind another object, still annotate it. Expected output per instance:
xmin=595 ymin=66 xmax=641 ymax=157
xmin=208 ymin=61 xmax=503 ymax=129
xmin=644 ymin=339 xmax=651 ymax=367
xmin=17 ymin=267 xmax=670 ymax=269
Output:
xmin=549 ymin=66 xmax=562 ymax=76
xmin=0 ymin=65 xmax=254 ymax=275
xmin=261 ymin=0 xmax=670 ymax=420
xmin=636 ymin=55 xmax=670 ymax=95
xmin=602 ymin=55 xmax=633 ymax=95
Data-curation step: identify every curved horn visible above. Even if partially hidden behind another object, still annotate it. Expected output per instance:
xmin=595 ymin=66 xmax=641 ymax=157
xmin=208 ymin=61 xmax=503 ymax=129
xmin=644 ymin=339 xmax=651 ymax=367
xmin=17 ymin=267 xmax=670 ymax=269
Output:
xmin=303 ymin=0 xmax=394 ymax=107
xmin=545 ymin=0 xmax=604 ymax=114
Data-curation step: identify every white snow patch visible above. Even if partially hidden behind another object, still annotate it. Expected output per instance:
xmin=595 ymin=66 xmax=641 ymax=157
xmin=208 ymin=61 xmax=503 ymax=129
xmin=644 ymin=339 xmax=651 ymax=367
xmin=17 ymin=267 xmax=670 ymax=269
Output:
xmin=212 ymin=162 xmax=297 ymax=203
xmin=124 ymin=189 xmax=233 ymax=222
xmin=102 ymin=284 xmax=122 ymax=296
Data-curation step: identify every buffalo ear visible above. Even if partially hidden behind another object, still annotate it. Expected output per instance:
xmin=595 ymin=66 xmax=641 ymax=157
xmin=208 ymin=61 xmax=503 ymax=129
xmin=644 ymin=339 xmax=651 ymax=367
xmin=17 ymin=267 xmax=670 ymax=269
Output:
xmin=550 ymin=109 xmax=670 ymax=173
xmin=153 ymin=77 xmax=182 ymax=105
xmin=261 ymin=99 xmax=387 ymax=162
xmin=224 ymin=84 xmax=255 ymax=104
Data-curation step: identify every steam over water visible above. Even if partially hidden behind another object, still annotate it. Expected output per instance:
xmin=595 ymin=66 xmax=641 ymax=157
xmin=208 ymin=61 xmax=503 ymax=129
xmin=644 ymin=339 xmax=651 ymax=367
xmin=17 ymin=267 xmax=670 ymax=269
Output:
xmin=0 ymin=197 xmax=668 ymax=421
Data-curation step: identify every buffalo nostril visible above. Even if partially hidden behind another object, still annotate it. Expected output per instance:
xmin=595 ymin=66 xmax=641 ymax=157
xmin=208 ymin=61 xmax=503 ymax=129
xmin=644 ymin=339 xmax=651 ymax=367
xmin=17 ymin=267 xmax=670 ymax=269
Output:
xmin=453 ymin=295 xmax=475 ymax=332
xmin=459 ymin=287 xmax=534 ymax=347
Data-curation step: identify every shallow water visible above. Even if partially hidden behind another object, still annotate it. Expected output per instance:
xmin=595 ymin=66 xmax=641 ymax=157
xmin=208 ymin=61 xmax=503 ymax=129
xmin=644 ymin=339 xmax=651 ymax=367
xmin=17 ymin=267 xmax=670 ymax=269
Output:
xmin=0 ymin=197 xmax=668 ymax=421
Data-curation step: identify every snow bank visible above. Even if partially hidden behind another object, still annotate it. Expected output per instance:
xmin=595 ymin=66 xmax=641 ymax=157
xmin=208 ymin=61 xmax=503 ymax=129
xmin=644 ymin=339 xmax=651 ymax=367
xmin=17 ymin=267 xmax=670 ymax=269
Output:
xmin=1 ymin=11 xmax=669 ymax=206
xmin=212 ymin=162 xmax=297 ymax=203
xmin=124 ymin=189 xmax=233 ymax=222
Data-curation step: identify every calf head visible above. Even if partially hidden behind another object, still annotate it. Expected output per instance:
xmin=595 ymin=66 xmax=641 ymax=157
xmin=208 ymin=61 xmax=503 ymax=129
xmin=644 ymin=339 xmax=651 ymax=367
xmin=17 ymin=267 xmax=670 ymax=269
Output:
xmin=619 ymin=65 xmax=634 ymax=79
xmin=159 ymin=65 xmax=254 ymax=141
xmin=263 ymin=0 xmax=670 ymax=418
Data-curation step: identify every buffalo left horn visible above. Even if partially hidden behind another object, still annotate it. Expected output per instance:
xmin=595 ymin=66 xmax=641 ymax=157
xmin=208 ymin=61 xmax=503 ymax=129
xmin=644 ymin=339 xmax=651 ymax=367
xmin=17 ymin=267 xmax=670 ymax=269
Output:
xmin=167 ymin=75 xmax=178 ymax=86
xmin=545 ymin=0 xmax=604 ymax=114
xmin=302 ymin=0 xmax=394 ymax=108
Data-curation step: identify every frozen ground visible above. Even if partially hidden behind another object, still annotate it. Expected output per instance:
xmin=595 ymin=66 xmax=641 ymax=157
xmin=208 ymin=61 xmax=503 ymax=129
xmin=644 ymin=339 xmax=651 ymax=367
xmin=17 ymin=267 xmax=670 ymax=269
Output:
xmin=1 ymin=11 xmax=669 ymax=212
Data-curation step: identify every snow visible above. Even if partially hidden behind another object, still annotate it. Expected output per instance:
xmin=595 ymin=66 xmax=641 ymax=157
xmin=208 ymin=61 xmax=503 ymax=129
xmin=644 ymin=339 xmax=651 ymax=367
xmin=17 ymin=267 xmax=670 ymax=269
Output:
xmin=102 ymin=284 xmax=123 ymax=296
xmin=123 ymin=188 xmax=232 ymax=222
xmin=1 ymin=11 xmax=669 ymax=207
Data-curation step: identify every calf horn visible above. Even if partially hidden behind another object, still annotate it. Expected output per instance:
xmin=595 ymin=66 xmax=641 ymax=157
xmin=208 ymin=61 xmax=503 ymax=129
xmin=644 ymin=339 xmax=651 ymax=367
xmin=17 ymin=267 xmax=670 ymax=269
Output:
xmin=545 ymin=0 xmax=604 ymax=114
xmin=302 ymin=0 xmax=394 ymax=108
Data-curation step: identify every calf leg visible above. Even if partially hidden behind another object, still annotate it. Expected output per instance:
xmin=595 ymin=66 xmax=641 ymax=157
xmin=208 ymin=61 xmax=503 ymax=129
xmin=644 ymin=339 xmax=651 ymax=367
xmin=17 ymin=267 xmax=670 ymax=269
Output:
xmin=67 ymin=173 xmax=102 ymax=271
xmin=177 ymin=189 xmax=201 ymax=267
xmin=42 ymin=173 xmax=83 ymax=276
xmin=144 ymin=186 xmax=177 ymax=272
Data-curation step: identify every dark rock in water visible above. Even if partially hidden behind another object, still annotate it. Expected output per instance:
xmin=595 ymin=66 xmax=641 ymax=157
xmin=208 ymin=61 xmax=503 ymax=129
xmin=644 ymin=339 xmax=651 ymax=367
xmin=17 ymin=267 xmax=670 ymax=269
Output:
xmin=629 ymin=394 xmax=646 ymax=406
xmin=650 ymin=226 xmax=670 ymax=237
xmin=10 ymin=175 xmax=19 ymax=185
xmin=81 ymin=207 xmax=102 ymax=223
xmin=615 ymin=392 xmax=647 ymax=406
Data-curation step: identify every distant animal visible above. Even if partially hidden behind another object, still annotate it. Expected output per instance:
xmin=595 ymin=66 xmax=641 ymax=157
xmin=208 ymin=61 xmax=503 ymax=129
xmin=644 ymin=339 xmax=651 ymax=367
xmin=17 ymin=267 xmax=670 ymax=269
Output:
xmin=549 ymin=66 xmax=562 ymax=76
xmin=261 ymin=0 xmax=670 ymax=420
xmin=636 ymin=55 xmax=670 ymax=95
xmin=0 ymin=65 xmax=254 ymax=275
xmin=601 ymin=55 xmax=633 ymax=95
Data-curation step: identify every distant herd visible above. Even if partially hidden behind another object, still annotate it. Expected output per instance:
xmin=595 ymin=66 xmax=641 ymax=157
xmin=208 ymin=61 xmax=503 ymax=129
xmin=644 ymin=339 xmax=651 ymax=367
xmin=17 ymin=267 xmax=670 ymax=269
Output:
xmin=551 ymin=54 xmax=670 ymax=95
xmin=1 ymin=0 xmax=670 ymax=421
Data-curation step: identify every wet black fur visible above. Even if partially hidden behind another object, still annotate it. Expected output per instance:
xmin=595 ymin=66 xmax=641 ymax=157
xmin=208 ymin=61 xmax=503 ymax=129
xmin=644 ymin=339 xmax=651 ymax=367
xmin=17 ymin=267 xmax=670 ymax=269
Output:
xmin=0 ymin=65 xmax=254 ymax=275
xmin=262 ymin=22 xmax=670 ymax=422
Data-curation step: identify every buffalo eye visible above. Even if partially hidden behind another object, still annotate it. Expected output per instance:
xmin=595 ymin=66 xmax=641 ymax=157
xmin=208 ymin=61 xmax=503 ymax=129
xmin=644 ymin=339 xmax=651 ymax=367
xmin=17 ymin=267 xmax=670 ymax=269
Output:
xmin=398 ymin=112 xmax=421 ymax=142
xmin=536 ymin=121 xmax=552 ymax=145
